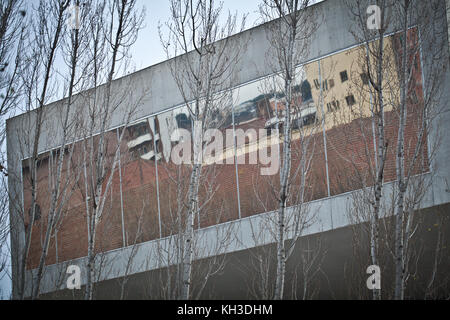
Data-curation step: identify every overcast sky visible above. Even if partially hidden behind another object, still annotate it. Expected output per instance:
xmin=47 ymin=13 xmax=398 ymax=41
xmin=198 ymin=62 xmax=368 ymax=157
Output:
xmin=132 ymin=0 xmax=322 ymax=70
xmin=131 ymin=0 xmax=263 ymax=70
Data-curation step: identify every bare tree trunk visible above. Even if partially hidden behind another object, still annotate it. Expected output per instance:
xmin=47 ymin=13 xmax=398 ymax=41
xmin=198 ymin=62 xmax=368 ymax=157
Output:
xmin=15 ymin=0 xmax=71 ymax=299
xmin=394 ymin=0 xmax=410 ymax=300
xmin=347 ymin=0 xmax=448 ymax=299
xmin=259 ymin=0 xmax=316 ymax=300
xmin=371 ymin=30 xmax=386 ymax=301
xmin=161 ymin=0 xmax=245 ymax=300
xmin=274 ymin=27 xmax=294 ymax=300
xmin=31 ymin=0 xmax=88 ymax=299
xmin=83 ymin=0 xmax=144 ymax=300
xmin=181 ymin=163 xmax=200 ymax=300
xmin=346 ymin=0 xmax=391 ymax=300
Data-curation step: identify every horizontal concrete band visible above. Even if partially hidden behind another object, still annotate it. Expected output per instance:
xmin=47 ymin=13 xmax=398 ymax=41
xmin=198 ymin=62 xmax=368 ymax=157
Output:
xmin=25 ymin=172 xmax=446 ymax=297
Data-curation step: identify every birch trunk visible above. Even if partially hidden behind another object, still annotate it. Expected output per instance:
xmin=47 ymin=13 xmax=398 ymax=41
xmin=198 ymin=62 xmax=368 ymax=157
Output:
xmin=394 ymin=3 xmax=409 ymax=299
xmin=363 ymin=8 xmax=389 ymax=298
xmin=259 ymin=0 xmax=315 ymax=300
xmin=83 ymin=0 xmax=143 ymax=300
xmin=371 ymin=32 xmax=385 ymax=300
xmin=162 ymin=0 xmax=245 ymax=299
xmin=32 ymin=2 xmax=83 ymax=298
xmin=274 ymin=26 xmax=294 ymax=300
xmin=181 ymin=163 xmax=201 ymax=300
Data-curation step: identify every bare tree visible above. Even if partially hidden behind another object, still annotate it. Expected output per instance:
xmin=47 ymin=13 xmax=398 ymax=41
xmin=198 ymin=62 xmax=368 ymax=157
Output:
xmin=7 ymin=0 xmax=144 ymax=300
xmin=29 ymin=0 xmax=98 ymax=299
xmin=423 ymin=205 xmax=450 ymax=299
xmin=9 ymin=0 xmax=75 ymax=300
xmin=159 ymin=0 xmax=246 ymax=300
xmin=241 ymin=203 xmax=325 ymax=300
xmin=152 ymin=182 xmax=235 ymax=300
xmin=0 ymin=0 xmax=26 ymax=283
xmin=142 ymin=101 xmax=240 ymax=300
xmin=390 ymin=0 xmax=447 ymax=300
xmin=345 ymin=0 xmax=398 ymax=300
xmin=0 ymin=0 xmax=25 ymax=142
xmin=7 ymin=0 xmax=105 ymax=300
xmin=258 ymin=0 xmax=318 ymax=300
xmin=241 ymin=216 xmax=277 ymax=300
xmin=345 ymin=0 xmax=449 ymax=299
xmin=78 ymin=0 xmax=145 ymax=300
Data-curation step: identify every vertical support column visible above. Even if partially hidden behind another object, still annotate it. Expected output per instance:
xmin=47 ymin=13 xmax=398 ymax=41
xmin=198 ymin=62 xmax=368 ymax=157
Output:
xmin=273 ymin=76 xmax=281 ymax=165
xmin=418 ymin=27 xmax=435 ymax=206
xmin=232 ymin=93 xmax=242 ymax=220
xmin=150 ymin=117 xmax=162 ymax=239
xmin=318 ymin=60 xmax=331 ymax=198
xmin=116 ymin=129 xmax=126 ymax=247
xmin=318 ymin=60 xmax=333 ymax=229
xmin=366 ymin=45 xmax=378 ymax=171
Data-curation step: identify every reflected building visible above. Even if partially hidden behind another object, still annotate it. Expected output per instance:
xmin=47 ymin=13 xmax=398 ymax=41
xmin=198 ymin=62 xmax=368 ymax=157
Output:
xmin=125 ymin=120 xmax=161 ymax=161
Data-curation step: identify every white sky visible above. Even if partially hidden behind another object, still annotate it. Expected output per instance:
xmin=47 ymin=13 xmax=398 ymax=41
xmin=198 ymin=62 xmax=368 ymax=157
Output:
xmin=132 ymin=0 xmax=322 ymax=70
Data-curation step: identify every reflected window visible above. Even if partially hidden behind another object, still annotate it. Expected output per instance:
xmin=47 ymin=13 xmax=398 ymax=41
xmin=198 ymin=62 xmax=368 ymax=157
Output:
xmin=128 ymin=122 xmax=149 ymax=139
xmin=131 ymin=141 xmax=158 ymax=160
xmin=176 ymin=113 xmax=191 ymax=130
xmin=125 ymin=119 xmax=163 ymax=161
xmin=360 ymin=73 xmax=369 ymax=85
xmin=340 ymin=70 xmax=348 ymax=83
xmin=292 ymin=113 xmax=316 ymax=129
xmin=302 ymin=113 xmax=316 ymax=127
xmin=313 ymin=79 xmax=320 ymax=90
xmin=327 ymin=100 xmax=340 ymax=112
xmin=329 ymin=79 xmax=335 ymax=89
xmin=291 ymin=106 xmax=317 ymax=130
xmin=345 ymin=95 xmax=356 ymax=106
xmin=234 ymin=101 xmax=258 ymax=125
xmin=301 ymin=80 xmax=312 ymax=102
